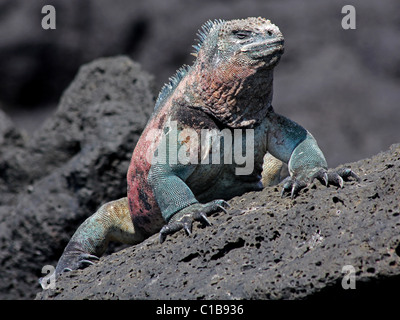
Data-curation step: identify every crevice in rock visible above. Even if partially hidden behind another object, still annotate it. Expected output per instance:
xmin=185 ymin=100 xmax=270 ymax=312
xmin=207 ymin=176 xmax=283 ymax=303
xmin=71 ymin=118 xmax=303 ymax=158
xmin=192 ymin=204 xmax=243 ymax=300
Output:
xmin=210 ymin=238 xmax=245 ymax=260
xmin=179 ymin=252 xmax=200 ymax=263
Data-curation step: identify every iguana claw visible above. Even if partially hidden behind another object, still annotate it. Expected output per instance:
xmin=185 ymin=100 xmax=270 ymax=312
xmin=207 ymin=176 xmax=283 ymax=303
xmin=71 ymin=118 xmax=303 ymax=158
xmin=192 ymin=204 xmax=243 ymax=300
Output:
xmin=217 ymin=204 xmax=229 ymax=214
xmin=55 ymin=251 xmax=100 ymax=276
xmin=281 ymin=167 xmax=359 ymax=199
xmin=159 ymin=200 xmax=229 ymax=243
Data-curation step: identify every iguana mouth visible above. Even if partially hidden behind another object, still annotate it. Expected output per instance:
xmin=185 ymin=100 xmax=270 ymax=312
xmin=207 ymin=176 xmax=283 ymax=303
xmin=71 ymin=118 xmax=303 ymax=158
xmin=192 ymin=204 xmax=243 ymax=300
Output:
xmin=241 ymin=38 xmax=284 ymax=60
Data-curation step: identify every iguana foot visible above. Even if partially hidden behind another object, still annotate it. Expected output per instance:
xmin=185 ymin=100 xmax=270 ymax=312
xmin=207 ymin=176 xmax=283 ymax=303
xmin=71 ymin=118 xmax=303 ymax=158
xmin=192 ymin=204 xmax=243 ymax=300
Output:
xmin=55 ymin=250 xmax=100 ymax=276
xmin=281 ymin=167 xmax=360 ymax=199
xmin=159 ymin=200 xmax=229 ymax=243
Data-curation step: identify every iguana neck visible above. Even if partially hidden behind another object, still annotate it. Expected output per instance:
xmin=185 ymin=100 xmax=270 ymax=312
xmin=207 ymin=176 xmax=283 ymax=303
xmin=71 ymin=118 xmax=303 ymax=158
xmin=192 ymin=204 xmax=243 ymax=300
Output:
xmin=180 ymin=59 xmax=274 ymax=128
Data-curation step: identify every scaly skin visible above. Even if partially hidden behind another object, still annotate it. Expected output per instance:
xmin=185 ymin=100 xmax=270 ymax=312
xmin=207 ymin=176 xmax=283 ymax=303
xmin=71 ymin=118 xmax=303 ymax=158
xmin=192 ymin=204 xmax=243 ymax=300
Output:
xmin=54 ymin=17 xmax=359 ymax=277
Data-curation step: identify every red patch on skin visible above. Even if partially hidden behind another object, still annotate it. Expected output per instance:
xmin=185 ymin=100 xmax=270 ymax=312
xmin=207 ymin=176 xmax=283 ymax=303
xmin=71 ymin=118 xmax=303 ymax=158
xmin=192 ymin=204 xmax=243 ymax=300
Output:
xmin=127 ymin=110 xmax=170 ymax=234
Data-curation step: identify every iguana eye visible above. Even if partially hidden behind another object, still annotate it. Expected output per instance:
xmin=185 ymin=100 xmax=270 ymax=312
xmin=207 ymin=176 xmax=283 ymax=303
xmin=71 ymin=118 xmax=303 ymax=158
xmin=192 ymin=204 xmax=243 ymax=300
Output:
xmin=233 ymin=30 xmax=252 ymax=40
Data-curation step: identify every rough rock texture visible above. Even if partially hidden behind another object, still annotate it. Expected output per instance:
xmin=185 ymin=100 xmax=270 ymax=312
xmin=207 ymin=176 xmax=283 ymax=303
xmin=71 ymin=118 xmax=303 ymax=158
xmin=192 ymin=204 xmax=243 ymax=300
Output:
xmin=36 ymin=144 xmax=400 ymax=300
xmin=0 ymin=56 xmax=155 ymax=299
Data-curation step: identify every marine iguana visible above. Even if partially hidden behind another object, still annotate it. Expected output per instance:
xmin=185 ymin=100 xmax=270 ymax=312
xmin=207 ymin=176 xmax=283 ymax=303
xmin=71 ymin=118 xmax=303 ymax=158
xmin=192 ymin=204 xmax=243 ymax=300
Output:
xmin=55 ymin=17 xmax=359 ymax=275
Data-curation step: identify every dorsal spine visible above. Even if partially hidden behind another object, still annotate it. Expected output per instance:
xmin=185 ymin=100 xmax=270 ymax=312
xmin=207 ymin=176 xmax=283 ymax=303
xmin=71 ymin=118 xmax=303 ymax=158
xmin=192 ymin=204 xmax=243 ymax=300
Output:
xmin=154 ymin=19 xmax=225 ymax=112
xmin=154 ymin=64 xmax=191 ymax=111
xmin=192 ymin=19 xmax=225 ymax=54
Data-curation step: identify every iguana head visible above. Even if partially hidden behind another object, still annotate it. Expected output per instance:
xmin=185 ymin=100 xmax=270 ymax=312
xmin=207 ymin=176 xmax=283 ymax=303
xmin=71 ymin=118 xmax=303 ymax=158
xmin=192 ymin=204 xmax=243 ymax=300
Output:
xmin=188 ymin=17 xmax=285 ymax=128
xmin=193 ymin=17 xmax=284 ymax=71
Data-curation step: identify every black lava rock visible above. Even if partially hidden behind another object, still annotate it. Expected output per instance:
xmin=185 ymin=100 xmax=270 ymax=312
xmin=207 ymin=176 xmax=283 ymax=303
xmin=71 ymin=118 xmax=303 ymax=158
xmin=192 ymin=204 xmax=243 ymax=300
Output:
xmin=36 ymin=144 xmax=400 ymax=300
xmin=0 ymin=56 xmax=155 ymax=299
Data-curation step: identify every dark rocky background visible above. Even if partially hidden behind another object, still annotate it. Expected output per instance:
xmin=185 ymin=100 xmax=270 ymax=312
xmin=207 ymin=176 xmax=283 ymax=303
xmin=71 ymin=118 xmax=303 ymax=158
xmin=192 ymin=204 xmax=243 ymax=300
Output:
xmin=0 ymin=0 xmax=399 ymax=299
xmin=0 ymin=56 xmax=155 ymax=299
xmin=1 ymin=0 xmax=400 ymax=166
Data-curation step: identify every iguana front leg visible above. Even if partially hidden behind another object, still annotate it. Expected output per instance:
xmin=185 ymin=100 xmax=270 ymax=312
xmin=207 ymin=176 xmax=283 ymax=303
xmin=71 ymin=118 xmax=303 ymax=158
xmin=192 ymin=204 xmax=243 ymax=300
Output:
xmin=148 ymin=156 xmax=229 ymax=243
xmin=148 ymin=125 xmax=228 ymax=243
xmin=266 ymin=110 xmax=359 ymax=198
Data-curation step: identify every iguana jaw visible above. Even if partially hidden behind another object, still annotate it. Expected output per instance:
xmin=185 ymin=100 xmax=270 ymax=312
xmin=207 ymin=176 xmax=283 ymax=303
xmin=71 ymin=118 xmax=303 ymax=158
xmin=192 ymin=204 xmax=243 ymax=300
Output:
xmin=241 ymin=38 xmax=284 ymax=55
xmin=241 ymin=38 xmax=284 ymax=65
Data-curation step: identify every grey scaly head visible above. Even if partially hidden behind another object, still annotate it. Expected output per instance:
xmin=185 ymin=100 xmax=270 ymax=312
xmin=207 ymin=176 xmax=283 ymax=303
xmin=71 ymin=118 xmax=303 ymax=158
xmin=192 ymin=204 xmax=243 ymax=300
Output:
xmin=193 ymin=17 xmax=284 ymax=69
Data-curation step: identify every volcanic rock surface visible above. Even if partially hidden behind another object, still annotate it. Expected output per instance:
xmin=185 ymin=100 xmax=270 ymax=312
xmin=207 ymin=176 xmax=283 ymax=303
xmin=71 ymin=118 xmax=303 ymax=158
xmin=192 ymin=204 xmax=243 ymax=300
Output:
xmin=36 ymin=143 xmax=400 ymax=300
xmin=0 ymin=56 xmax=155 ymax=299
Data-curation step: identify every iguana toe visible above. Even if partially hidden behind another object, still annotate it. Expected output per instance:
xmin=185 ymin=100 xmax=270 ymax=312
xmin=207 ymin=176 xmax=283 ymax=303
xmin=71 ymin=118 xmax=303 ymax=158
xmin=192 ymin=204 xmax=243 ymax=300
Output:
xmin=55 ymin=251 xmax=100 ymax=276
xmin=280 ymin=176 xmax=307 ymax=199
xmin=281 ymin=167 xmax=360 ymax=199
xmin=313 ymin=167 xmax=360 ymax=187
xmin=335 ymin=167 xmax=360 ymax=182
xmin=159 ymin=200 xmax=229 ymax=243
xmin=311 ymin=169 xmax=329 ymax=186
